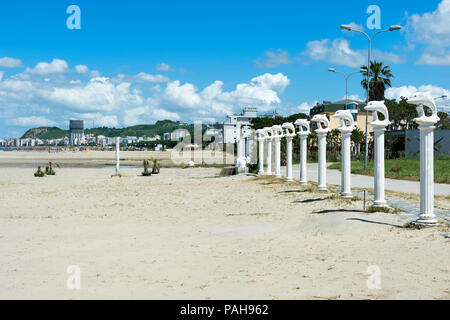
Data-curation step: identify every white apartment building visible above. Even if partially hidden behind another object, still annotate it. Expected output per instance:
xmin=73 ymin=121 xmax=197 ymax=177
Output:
xmin=223 ymin=107 xmax=257 ymax=144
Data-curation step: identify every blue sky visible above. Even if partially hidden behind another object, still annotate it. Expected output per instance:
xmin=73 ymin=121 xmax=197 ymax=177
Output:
xmin=0 ymin=0 xmax=449 ymax=137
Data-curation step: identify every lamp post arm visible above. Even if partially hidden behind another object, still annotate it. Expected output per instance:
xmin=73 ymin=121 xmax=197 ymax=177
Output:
xmin=370 ymin=28 xmax=391 ymax=41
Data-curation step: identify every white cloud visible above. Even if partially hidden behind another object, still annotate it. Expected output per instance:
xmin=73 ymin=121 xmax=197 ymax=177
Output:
xmin=408 ymin=0 xmax=450 ymax=65
xmin=74 ymin=64 xmax=89 ymax=74
xmin=27 ymin=59 xmax=69 ymax=75
xmin=302 ymin=39 xmax=364 ymax=67
xmin=0 ymin=60 xmax=292 ymax=135
xmin=155 ymin=73 xmax=290 ymax=118
xmin=156 ymin=63 xmax=174 ymax=72
xmin=386 ymin=85 xmax=450 ymax=109
xmin=11 ymin=116 xmax=56 ymax=127
xmin=344 ymin=22 xmax=364 ymax=32
xmin=0 ymin=57 xmax=23 ymax=68
xmin=409 ymin=0 xmax=450 ymax=47
xmin=296 ymin=101 xmax=317 ymax=114
xmin=77 ymin=113 xmax=119 ymax=127
xmin=135 ymin=72 xmax=170 ymax=83
xmin=42 ymin=77 xmax=141 ymax=112
xmin=255 ymin=49 xmax=292 ymax=68
xmin=416 ymin=50 xmax=450 ymax=66
xmin=346 ymin=94 xmax=362 ymax=101
xmin=90 ymin=70 xmax=101 ymax=77
xmin=302 ymin=38 xmax=406 ymax=67
xmin=164 ymin=81 xmax=202 ymax=108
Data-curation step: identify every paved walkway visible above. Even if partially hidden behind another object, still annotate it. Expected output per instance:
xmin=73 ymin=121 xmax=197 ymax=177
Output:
xmin=276 ymin=163 xmax=450 ymax=196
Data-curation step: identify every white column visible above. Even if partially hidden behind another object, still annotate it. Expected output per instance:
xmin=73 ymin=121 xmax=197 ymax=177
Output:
xmin=416 ymin=124 xmax=437 ymax=224
xmin=317 ymin=132 xmax=327 ymax=191
xmin=274 ymin=137 xmax=281 ymax=178
xmin=258 ymin=138 xmax=264 ymax=175
xmin=115 ymin=137 xmax=120 ymax=175
xmin=285 ymin=137 xmax=293 ymax=181
xmin=266 ymin=139 xmax=272 ymax=175
xmin=340 ymin=132 xmax=352 ymax=198
xmin=299 ymin=135 xmax=308 ymax=185
xmin=237 ymin=137 xmax=244 ymax=159
xmin=373 ymin=127 xmax=386 ymax=206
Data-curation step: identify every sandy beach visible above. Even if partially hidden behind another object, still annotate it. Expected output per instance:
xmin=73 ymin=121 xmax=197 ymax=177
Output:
xmin=0 ymin=152 xmax=448 ymax=300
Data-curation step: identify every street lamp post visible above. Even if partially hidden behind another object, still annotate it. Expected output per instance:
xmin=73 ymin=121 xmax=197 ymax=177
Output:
xmin=328 ymin=68 xmax=363 ymax=109
xmin=435 ymin=95 xmax=448 ymax=113
xmin=340 ymin=24 xmax=401 ymax=169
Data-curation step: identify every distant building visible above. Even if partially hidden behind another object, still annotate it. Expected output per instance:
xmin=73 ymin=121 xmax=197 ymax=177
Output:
xmin=69 ymin=120 xmax=84 ymax=146
xmin=261 ymin=110 xmax=281 ymax=119
xmin=223 ymin=107 xmax=257 ymax=144
xmin=163 ymin=132 xmax=171 ymax=140
xmin=171 ymin=129 xmax=190 ymax=141
xmin=310 ymin=100 xmax=370 ymax=133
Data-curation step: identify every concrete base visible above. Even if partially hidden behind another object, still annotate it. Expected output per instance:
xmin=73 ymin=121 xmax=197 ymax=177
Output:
xmin=285 ymin=178 xmax=294 ymax=182
xmin=275 ymin=174 xmax=281 ymax=178
xmin=317 ymin=186 xmax=328 ymax=192
xmin=413 ymin=219 xmax=438 ymax=227
xmin=299 ymin=181 xmax=308 ymax=186
xmin=235 ymin=166 xmax=249 ymax=174
xmin=371 ymin=201 xmax=387 ymax=208
xmin=340 ymin=192 xmax=353 ymax=199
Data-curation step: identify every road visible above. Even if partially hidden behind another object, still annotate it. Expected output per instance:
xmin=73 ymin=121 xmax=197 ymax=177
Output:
xmin=276 ymin=163 xmax=450 ymax=196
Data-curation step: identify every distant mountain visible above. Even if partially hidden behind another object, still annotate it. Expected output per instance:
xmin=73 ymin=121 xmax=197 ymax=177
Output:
xmin=21 ymin=120 xmax=199 ymax=140
xmin=21 ymin=127 xmax=68 ymax=139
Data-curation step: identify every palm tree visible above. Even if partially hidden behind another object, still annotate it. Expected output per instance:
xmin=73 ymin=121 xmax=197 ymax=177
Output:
xmin=361 ymin=60 xmax=394 ymax=101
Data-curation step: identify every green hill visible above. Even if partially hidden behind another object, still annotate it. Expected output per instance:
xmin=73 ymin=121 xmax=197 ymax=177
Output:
xmin=21 ymin=120 xmax=200 ymax=140
xmin=21 ymin=127 xmax=68 ymax=139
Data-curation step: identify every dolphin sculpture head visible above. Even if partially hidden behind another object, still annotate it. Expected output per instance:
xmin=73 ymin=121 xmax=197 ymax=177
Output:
xmin=255 ymin=129 xmax=266 ymax=140
xmin=364 ymin=100 xmax=390 ymax=127
xmin=241 ymin=125 xmax=253 ymax=138
xmin=281 ymin=122 xmax=296 ymax=138
xmin=408 ymin=91 xmax=440 ymax=124
xmin=294 ymin=119 xmax=310 ymax=136
xmin=263 ymin=127 xmax=274 ymax=139
xmin=271 ymin=125 xmax=283 ymax=138
xmin=310 ymin=114 xmax=330 ymax=134
xmin=333 ymin=109 xmax=355 ymax=132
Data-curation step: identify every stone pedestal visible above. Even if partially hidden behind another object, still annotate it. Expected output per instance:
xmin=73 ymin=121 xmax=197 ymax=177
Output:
xmin=282 ymin=122 xmax=296 ymax=182
xmin=317 ymin=132 xmax=328 ymax=191
xmin=364 ymin=100 xmax=390 ymax=207
xmin=408 ymin=92 xmax=440 ymax=226
xmin=115 ymin=137 xmax=120 ymax=175
xmin=340 ymin=132 xmax=353 ymax=198
xmin=299 ymin=135 xmax=308 ymax=185
xmin=285 ymin=137 xmax=293 ymax=181
xmin=274 ymin=137 xmax=281 ymax=178
xmin=258 ymin=137 xmax=265 ymax=175
xmin=237 ymin=137 xmax=245 ymax=159
xmin=294 ymin=119 xmax=310 ymax=186
xmin=372 ymin=127 xmax=387 ymax=206
xmin=266 ymin=138 xmax=272 ymax=175
xmin=416 ymin=123 xmax=438 ymax=225
xmin=333 ymin=109 xmax=355 ymax=198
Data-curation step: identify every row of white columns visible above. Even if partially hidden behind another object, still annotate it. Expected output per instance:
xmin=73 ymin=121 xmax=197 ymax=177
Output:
xmin=254 ymin=94 xmax=439 ymax=225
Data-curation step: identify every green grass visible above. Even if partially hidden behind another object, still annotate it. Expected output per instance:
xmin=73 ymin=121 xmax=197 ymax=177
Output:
xmin=328 ymin=157 xmax=450 ymax=184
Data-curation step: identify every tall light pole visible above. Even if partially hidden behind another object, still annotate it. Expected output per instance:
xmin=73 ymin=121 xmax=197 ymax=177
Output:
xmin=328 ymin=67 xmax=363 ymax=109
xmin=340 ymin=24 xmax=401 ymax=169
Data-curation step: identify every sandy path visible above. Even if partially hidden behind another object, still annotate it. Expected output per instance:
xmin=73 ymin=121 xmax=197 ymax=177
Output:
xmin=0 ymin=166 xmax=448 ymax=299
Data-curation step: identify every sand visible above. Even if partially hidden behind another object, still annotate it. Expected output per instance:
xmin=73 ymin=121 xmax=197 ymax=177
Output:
xmin=0 ymin=152 xmax=449 ymax=299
